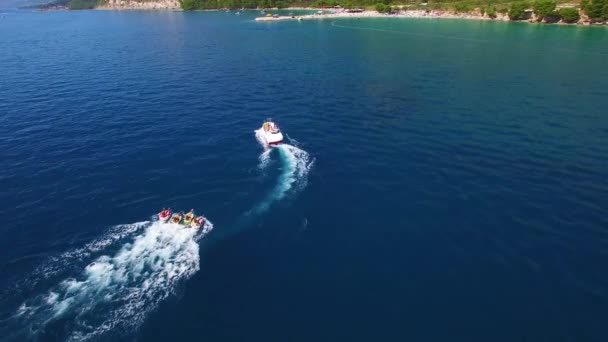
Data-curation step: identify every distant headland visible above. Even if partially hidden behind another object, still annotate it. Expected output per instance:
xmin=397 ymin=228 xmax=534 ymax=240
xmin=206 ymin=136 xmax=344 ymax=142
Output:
xmin=28 ymin=0 xmax=608 ymax=26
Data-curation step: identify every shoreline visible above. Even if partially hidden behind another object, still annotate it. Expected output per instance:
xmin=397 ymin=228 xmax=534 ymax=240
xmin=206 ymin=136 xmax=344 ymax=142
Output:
xmin=257 ymin=9 xmax=504 ymax=22
xmin=26 ymin=4 xmax=607 ymax=27
xmin=255 ymin=8 xmax=606 ymax=27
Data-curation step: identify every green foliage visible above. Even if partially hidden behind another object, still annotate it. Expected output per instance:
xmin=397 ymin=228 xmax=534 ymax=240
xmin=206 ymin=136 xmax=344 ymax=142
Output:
xmin=544 ymin=9 xmax=560 ymax=22
xmin=29 ymin=0 xmax=69 ymax=9
xmin=585 ymin=0 xmax=606 ymax=19
xmin=169 ymin=0 xmax=598 ymax=22
xmin=508 ymin=1 xmax=529 ymax=19
xmin=68 ymin=0 xmax=100 ymax=9
xmin=533 ymin=0 xmax=555 ymax=20
xmin=375 ymin=2 xmax=390 ymax=12
xmin=180 ymin=0 xmax=200 ymax=10
xmin=454 ymin=2 xmax=472 ymax=13
xmin=487 ymin=7 xmax=497 ymax=17
xmin=558 ymin=7 xmax=579 ymax=22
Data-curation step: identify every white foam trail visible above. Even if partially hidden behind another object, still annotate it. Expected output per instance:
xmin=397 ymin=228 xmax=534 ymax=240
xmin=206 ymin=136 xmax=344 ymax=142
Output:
xmin=254 ymin=128 xmax=270 ymax=151
xmin=7 ymin=220 xmax=214 ymax=341
xmin=254 ymin=144 xmax=313 ymax=214
xmin=258 ymin=148 xmax=272 ymax=170
xmin=37 ymin=222 xmax=149 ymax=280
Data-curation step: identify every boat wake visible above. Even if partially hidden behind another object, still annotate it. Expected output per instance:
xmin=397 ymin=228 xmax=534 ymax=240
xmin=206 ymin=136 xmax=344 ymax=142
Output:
xmin=258 ymin=148 xmax=272 ymax=170
xmin=253 ymin=143 xmax=313 ymax=215
xmin=1 ymin=220 xmax=213 ymax=342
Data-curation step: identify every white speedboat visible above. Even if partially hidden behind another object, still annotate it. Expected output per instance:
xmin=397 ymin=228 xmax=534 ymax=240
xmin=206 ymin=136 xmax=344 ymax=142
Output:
xmin=260 ymin=119 xmax=283 ymax=146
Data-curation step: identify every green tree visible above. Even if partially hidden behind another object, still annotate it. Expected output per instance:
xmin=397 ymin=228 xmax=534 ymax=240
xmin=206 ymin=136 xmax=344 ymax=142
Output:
xmin=454 ymin=2 xmax=472 ymax=13
xmin=544 ymin=10 xmax=561 ymax=22
xmin=375 ymin=2 xmax=390 ymax=12
xmin=580 ymin=0 xmax=589 ymax=10
xmin=558 ymin=7 xmax=579 ymax=22
xmin=487 ymin=7 xmax=497 ymax=18
xmin=508 ymin=1 xmax=529 ymax=19
xmin=180 ymin=0 xmax=200 ymax=10
xmin=585 ymin=0 xmax=606 ymax=19
xmin=68 ymin=0 xmax=99 ymax=9
xmin=533 ymin=0 xmax=556 ymax=20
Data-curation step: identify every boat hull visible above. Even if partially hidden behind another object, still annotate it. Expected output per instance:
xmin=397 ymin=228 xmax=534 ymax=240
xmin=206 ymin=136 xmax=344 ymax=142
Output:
xmin=261 ymin=130 xmax=283 ymax=146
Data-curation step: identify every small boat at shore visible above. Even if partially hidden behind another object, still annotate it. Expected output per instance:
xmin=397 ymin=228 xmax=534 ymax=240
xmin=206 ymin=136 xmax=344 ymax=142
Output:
xmin=260 ymin=118 xmax=284 ymax=146
xmin=158 ymin=208 xmax=172 ymax=222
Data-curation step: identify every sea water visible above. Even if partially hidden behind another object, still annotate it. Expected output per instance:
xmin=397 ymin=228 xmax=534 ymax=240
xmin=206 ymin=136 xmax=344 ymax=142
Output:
xmin=1 ymin=10 xmax=607 ymax=341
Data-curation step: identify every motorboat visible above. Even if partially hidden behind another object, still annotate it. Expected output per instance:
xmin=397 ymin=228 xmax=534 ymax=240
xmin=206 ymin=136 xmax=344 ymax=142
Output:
xmin=170 ymin=212 xmax=183 ymax=224
xmin=158 ymin=208 xmax=172 ymax=222
xmin=191 ymin=216 xmax=205 ymax=229
xmin=260 ymin=118 xmax=283 ymax=146
xmin=183 ymin=209 xmax=195 ymax=226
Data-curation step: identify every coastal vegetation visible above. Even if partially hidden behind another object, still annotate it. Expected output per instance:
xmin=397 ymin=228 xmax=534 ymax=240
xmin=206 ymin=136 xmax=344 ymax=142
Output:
xmin=559 ymin=7 xmax=580 ymax=21
xmin=583 ymin=0 xmax=608 ymax=20
xmin=29 ymin=0 xmax=608 ymax=25
xmin=507 ymin=1 xmax=528 ymax=19
xmin=176 ymin=0 xmax=590 ymax=26
xmin=32 ymin=0 xmax=105 ymax=9
xmin=69 ymin=0 xmax=103 ymax=9
xmin=374 ymin=2 xmax=393 ymax=12
xmin=533 ymin=0 xmax=556 ymax=20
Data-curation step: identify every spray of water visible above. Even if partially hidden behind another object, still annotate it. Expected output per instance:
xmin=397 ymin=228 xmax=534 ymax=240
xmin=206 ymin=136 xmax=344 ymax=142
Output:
xmin=253 ymin=144 xmax=312 ymax=213
xmin=3 ymin=220 xmax=213 ymax=341
xmin=252 ymin=129 xmax=313 ymax=214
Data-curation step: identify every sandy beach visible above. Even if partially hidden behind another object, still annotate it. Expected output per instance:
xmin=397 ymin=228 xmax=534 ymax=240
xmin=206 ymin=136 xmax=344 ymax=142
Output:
xmin=257 ymin=9 xmax=510 ymax=22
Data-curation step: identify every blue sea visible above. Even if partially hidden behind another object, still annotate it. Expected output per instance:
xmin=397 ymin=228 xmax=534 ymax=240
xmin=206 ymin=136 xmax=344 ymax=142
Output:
xmin=1 ymin=9 xmax=608 ymax=342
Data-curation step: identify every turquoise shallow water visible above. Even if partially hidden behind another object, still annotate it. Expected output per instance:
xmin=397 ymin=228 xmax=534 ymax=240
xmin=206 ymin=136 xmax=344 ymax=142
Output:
xmin=1 ymin=10 xmax=607 ymax=341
